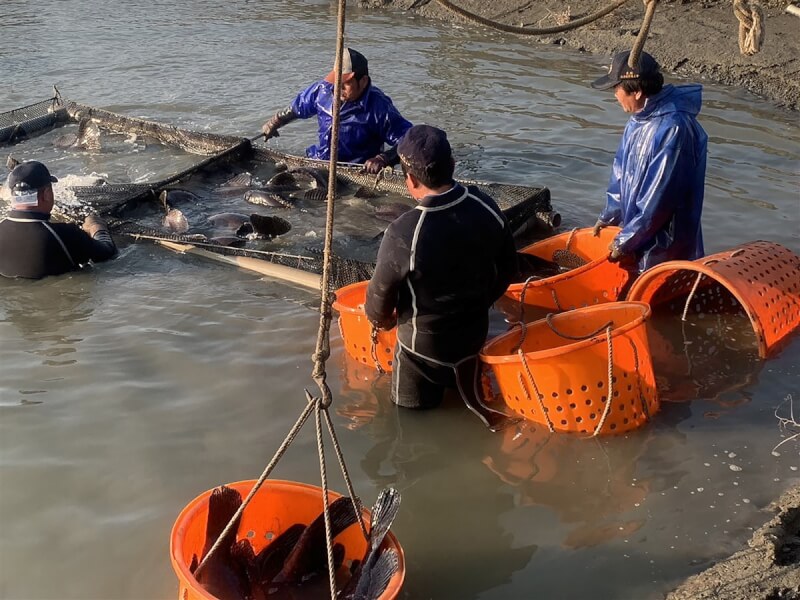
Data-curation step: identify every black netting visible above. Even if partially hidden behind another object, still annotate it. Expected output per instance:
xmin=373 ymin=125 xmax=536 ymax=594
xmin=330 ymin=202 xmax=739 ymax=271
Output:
xmin=5 ymin=97 xmax=556 ymax=287
xmin=0 ymin=93 xmax=69 ymax=145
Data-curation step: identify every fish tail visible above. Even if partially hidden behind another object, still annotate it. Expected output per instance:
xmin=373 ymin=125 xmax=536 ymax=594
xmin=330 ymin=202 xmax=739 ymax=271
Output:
xmin=364 ymin=548 xmax=399 ymax=600
xmin=366 ymin=488 xmax=401 ymax=555
xmin=255 ymin=522 xmax=305 ymax=585
xmin=202 ymin=485 xmax=243 ymax=557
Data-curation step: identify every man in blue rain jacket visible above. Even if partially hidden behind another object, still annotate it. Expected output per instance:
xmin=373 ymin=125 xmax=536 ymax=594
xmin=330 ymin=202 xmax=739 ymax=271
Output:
xmin=591 ymin=50 xmax=707 ymax=273
xmin=261 ymin=48 xmax=412 ymax=174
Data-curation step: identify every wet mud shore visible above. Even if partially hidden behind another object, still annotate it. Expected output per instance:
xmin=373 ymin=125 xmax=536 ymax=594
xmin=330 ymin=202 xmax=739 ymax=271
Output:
xmin=361 ymin=0 xmax=800 ymax=111
xmin=360 ymin=3 xmax=800 ymax=596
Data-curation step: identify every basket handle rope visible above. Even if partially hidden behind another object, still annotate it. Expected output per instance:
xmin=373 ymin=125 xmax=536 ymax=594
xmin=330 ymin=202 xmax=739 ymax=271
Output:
xmin=628 ymin=337 xmax=650 ymax=420
xmin=517 ymin=350 xmax=555 ymax=432
xmin=591 ymin=326 xmax=615 ymax=437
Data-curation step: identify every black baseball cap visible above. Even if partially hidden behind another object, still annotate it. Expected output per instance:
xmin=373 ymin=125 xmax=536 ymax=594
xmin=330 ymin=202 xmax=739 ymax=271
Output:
xmin=324 ymin=48 xmax=369 ymax=83
xmin=7 ymin=161 xmax=58 ymax=193
xmin=591 ymin=50 xmax=660 ymax=90
xmin=398 ymin=124 xmax=452 ymax=174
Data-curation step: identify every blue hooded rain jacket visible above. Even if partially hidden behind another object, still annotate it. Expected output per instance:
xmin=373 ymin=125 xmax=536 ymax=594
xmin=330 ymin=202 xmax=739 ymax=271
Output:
xmin=291 ymin=81 xmax=412 ymax=164
xmin=600 ymin=84 xmax=708 ymax=272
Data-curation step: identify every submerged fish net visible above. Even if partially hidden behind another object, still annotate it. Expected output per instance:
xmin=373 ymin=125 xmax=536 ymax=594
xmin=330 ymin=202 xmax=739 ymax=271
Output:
xmin=2 ymin=95 xmax=557 ymax=288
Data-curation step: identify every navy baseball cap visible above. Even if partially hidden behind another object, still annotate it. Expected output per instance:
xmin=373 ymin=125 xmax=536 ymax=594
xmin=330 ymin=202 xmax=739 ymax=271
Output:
xmin=7 ymin=161 xmax=58 ymax=193
xmin=591 ymin=50 xmax=660 ymax=90
xmin=324 ymin=48 xmax=369 ymax=83
xmin=398 ymin=125 xmax=452 ymax=174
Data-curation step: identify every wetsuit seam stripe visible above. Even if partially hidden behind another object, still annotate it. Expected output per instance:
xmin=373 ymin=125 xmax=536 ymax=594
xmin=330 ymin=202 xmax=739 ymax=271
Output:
xmin=468 ymin=192 xmax=505 ymax=227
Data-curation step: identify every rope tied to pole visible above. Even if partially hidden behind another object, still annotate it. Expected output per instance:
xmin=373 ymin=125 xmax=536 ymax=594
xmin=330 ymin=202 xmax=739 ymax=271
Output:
xmin=734 ymin=0 xmax=765 ymax=56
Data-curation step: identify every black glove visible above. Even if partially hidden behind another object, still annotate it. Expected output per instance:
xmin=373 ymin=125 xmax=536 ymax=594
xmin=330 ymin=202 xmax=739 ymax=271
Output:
xmin=592 ymin=219 xmax=608 ymax=237
xmin=363 ymin=154 xmax=389 ymax=175
xmin=262 ymin=107 xmax=298 ymax=140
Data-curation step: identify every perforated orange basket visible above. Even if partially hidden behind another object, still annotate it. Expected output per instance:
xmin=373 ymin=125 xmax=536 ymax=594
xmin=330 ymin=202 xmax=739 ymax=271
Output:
xmin=480 ymin=302 xmax=659 ymax=435
xmin=505 ymin=227 xmax=631 ymax=312
xmin=333 ymin=281 xmax=396 ymax=372
xmin=626 ymin=241 xmax=800 ymax=358
xmin=170 ymin=479 xmax=405 ymax=600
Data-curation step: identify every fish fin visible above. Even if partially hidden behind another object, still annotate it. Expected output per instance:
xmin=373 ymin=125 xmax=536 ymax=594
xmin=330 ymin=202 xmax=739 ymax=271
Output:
xmin=6 ymin=154 xmax=19 ymax=171
xmin=303 ymin=188 xmax=329 ymax=203
xmin=255 ymin=523 xmax=306 ymax=586
xmin=365 ymin=489 xmax=401 ymax=557
xmin=363 ymin=548 xmax=400 ymax=600
xmin=189 ymin=554 xmax=199 ymax=574
xmin=159 ymin=190 xmax=169 ymax=213
xmin=230 ymin=539 xmax=261 ymax=589
xmin=202 ymin=485 xmax=243 ymax=558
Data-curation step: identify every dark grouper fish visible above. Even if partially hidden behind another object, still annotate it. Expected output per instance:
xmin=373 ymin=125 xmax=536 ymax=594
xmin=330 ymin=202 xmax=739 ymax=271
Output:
xmin=190 ymin=485 xmax=250 ymax=600
xmin=270 ymin=496 xmax=358 ymax=586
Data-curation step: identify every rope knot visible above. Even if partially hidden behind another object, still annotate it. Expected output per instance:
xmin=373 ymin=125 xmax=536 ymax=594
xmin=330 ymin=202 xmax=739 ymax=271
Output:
xmin=734 ymin=0 xmax=764 ymax=55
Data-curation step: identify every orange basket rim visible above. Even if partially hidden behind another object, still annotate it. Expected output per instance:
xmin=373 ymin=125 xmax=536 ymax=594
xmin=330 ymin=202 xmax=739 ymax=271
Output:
xmin=507 ymin=227 xmax=621 ymax=291
xmin=481 ymin=301 xmax=651 ymax=365
xmin=169 ymin=478 xmax=405 ymax=600
xmin=332 ymin=280 xmax=369 ymax=315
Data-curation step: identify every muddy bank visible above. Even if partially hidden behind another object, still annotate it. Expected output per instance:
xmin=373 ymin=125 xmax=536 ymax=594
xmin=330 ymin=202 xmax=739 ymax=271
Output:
xmin=667 ymin=483 xmax=800 ymax=600
xmin=361 ymin=0 xmax=800 ymax=111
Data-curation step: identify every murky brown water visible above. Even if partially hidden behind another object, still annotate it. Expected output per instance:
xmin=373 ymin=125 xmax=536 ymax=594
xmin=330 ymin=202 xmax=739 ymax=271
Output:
xmin=1 ymin=1 xmax=798 ymax=599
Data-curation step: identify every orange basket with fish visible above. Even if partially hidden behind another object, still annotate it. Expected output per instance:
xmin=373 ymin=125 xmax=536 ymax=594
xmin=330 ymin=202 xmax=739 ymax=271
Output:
xmin=171 ymin=479 xmax=405 ymax=600
xmin=333 ymin=281 xmax=396 ymax=373
xmin=480 ymin=302 xmax=659 ymax=435
xmin=505 ymin=227 xmax=631 ymax=312
xmin=626 ymin=241 xmax=800 ymax=358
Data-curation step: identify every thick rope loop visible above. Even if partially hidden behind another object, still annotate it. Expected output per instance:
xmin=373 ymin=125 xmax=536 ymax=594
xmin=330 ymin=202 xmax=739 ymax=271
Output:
xmin=734 ymin=0 xmax=765 ymax=56
xmin=511 ymin=276 xmax=538 ymax=353
xmin=517 ymin=349 xmax=555 ymax=432
xmin=433 ymin=0 xmax=634 ymax=35
xmin=628 ymin=0 xmax=659 ymax=68
xmin=681 ymin=272 xmax=704 ymax=322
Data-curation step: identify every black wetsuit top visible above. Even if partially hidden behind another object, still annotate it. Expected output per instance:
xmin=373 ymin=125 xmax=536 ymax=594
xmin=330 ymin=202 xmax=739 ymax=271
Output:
xmin=366 ymin=183 xmax=518 ymax=365
xmin=0 ymin=210 xmax=117 ymax=279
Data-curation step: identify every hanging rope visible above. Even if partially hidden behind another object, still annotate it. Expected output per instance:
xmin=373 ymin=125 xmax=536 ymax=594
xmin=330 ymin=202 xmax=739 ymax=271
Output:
xmin=733 ymin=0 xmax=765 ymax=56
xmin=310 ymin=0 xmax=348 ymax=410
xmin=628 ymin=0 xmax=659 ymax=68
xmin=432 ymin=0 xmax=634 ymax=35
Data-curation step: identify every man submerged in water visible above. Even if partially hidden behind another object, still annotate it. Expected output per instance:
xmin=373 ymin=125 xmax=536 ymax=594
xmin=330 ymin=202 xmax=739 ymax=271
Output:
xmin=261 ymin=48 xmax=413 ymax=174
xmin=0 ymin=161 xmax=117 ymax=279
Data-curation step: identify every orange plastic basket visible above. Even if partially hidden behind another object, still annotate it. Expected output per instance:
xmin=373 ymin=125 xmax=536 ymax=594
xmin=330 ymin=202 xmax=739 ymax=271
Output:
xmin=170 ymin=479 xmax=405 ymax=600
xmin=626 ymin=241 xmax=800 ymax=358
xmin=333 ymin=281 xmax=396 ymax=372
xmin=480 ymin=302 xmax=658 ymax=435
xmin=505 ymin=227 xmax=631 ymax=312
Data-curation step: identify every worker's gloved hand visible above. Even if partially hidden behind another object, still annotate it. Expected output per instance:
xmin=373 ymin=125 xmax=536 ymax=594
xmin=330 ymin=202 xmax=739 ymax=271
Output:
xmin=82 ymin=214 xmax=108 ymax=238
xmin=363 ymin=154 xmax=389 ymax=175
xmin=262 ymin=116 xmax=283 ymax=140
xmin=592 ymin=219 xmax=608 ymax=237
xmin=261 ymin=107 xmax=298 ymax=140
xmin=608 ymin=242 xmax=626 ymax=263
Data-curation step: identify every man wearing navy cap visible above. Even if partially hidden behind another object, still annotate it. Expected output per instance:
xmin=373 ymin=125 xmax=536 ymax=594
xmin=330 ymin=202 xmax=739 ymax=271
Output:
xmin=261 ymin=48 xmax=412 ymax=174
xmin=591 ymin=50 xmax=707 ymax=272
xmin=365 ymin=125 xmax=518 ymax=431
xmin=0 ymin=161 xmax=117 ymax=279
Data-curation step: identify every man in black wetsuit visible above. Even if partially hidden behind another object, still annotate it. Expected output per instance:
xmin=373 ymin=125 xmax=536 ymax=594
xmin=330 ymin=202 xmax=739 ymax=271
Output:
xmin=0 ymin=161 xmax=117 ymax=279
xmin=365 ymin=125 xmax=518 ymax=431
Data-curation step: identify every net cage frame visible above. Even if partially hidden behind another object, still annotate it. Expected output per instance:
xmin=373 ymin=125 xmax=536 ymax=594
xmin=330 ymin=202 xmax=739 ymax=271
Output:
xmin=2 ymin=95 xmax=559 ymax=288
xmin=0 ymin=91 xmax=69 ymax=146
xmin=626 ymin=241 xmax=800 ymax=358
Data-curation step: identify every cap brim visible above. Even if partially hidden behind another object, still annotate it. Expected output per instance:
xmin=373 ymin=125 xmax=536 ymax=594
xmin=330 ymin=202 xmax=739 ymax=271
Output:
xmin=50 ymin=175 xmax=58 ymax=183
xmin=324 ymin=70 xmax=357 ymax=84
xmin=591 ymin=74 xmax=617 ymax=90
